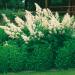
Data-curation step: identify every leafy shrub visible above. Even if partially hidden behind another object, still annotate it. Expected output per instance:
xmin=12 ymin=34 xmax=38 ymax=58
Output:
xmin=0 ymin=28 xmax=8 ymax=44
xmin=8 ymin=45 xmax=23 ymax=72
xmin=13 ymin=36 xmax=25 ymax=47
xmin=0 ymin=3 xmax=74 ymax=72
xmin=69 ymin=38 xmax=75 ymax=68
xmin=20 ymin=43 xmax=29 ymax=70
xmin=39 ymin=28 xmax=72 ymax=67
xmin=21 ymin=37 xmax=53 ymax=71
xmin=6 ymin=40 xmax=18 ymax=47
xmin=0 ymin=46 xmax=9 ymax=72
xmin=55 ymin=38 xmax=75 ymax=69
xmin=0 ymin=45 xmax=23 ymax=72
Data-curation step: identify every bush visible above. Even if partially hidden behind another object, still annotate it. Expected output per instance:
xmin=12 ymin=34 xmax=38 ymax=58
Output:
xmin=55 ymin=38 xmax=75 ymax=69
xmin=0 ymin=4 xmax=74 ymax=71
xmin=69 ymin=38 xmax=75 ymax=68
xmin=0 ymin=46 xmax=9 ymax=72
xmin=0 ymin=45 xmax=23 ymax=72
xmin=8 ymin=45 xmax=23 ymax=72
xmin=0 ymin=28 xmax=8 ymax=44
xmin=39 ymin=28 xmax=72 ymax=67
xmin=21 ymin=37 xmax=53 ymax=71
xmin=20 ymin=43 xmax=29 ymax=70
xmin=6 ymin=40 xmax=18 ymax=47
xmin=13 ymin=36 xmax=25 ymax=47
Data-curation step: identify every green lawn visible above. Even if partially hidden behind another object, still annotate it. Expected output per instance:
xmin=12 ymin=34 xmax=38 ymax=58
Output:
xmin=1 ymin=69 xmax=75 ymax=75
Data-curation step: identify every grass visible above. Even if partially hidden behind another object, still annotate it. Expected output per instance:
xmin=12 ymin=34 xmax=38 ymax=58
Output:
xmin=0 ymin=69 xmax=75 ymax=75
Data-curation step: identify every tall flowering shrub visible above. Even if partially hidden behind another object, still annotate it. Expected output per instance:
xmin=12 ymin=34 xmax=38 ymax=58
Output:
xmin=0 ymin=3 xmax=74 ymax=43
xmin=0 ymin=3 xmax=74 ymax=71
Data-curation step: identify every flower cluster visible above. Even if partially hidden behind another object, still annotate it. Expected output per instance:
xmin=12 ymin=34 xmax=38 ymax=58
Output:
xmin=0 ymin=3 xmax=75 ymax=43
xmin=0 ymin=14 xmax=29 ymax=42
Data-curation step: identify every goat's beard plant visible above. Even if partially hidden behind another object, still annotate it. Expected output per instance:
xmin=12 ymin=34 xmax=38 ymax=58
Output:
xmin=0 ymin=3 xmax=74 ymax=44
xmin=0 ymin=3 xmax=75 ymax=71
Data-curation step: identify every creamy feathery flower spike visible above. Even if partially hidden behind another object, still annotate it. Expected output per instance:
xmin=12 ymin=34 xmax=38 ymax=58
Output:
xmin=2 ymin=14 xmax=10 ymax=23
xmin=43 ymin=9 xmax=49 ymax=17
xmin=46 ymin=8 xmax=54 ymax=18
xmin=38 ymin=31 xmax=44 ymax=37
xmin=61 ymin=13 xmax=71 ymax=27
xmin=25 ymin=10 xmax=35 ymax=35
xmin=42 ymin=9 xmax=51 ymax=22
xmin=35 ymin=3 xmax=42 ymax=16
xmin=1 ymin=14 xmax=22 ymax=38
xmin=1 ymin=13 xmax=29 ymax=42
xmin=70 ymin=15 xmax=75 ymax=26
xmin=21 ymin=34 xmax=29 ymax=43
xmin=0 ymin=25 xmax=21 ymax=38
xmin=8 ymin=23 xmax=22 ymax=32
xmin=41 ymin=17 xmax=49 ymax=28
xmin=15 ymin=16 xmax=25 ymax=28
xmin=0 ymin=26 xmax=9 ymax=30
xmin=49 ymin=16 xmax=60 ymax=30
xmin=35 ymin=3 xmax=42 ymax=12
xmin=55 ymin=12 xmax=59 ymax=21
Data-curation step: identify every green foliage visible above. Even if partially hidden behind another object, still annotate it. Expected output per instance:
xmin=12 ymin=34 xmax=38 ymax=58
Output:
xmin=0 ymin=9 xmax=74 ymax=72
xmin=22 ymin=26 xmax=30 ymax=36
xmin=39 ymin=27 xmax=72 ymax=67
xmin=0 ymin=21 xmax=73 ymax=72
xmin=23 ymin=39 xmax=53 ymax=71
xmin=25 ymin=0 xmax=35 ymax=11
xmin=0 ymin=0 xmax=23 ymax=9
xmin=55 ymin=38 xmax=75 ymax=69
xmin=0 ymin=28 xmax=8 ymax=44
xmin=14 ymin=36 xmax=25 ymax=47
xmin=8 ymin=45 xmax=23 ymax=72
xmin=20 ymin=43 xmax=29 ymax=70
xmin=0 ymin=10 xmax=25 ymax=23
xmin=0 ymin=46 xmax=9 ymax=72
xmin=0 ymin=45 xmax=23 ymax=72
xmin=35 ymin=20 xmax=44 ymax=32
xmin=5 ymin=10 xmax=15 ymax=21
xmin=6 ymin=40 xmax=17 ymax=46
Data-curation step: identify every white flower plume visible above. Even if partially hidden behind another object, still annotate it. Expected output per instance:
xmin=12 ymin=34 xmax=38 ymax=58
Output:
xmin=0 ymin=3 xmax=75 ymax=43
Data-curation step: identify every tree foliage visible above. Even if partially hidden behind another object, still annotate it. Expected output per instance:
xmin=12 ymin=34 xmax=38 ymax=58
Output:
xmin=0 ymin=0 xmax=23 ymax=9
